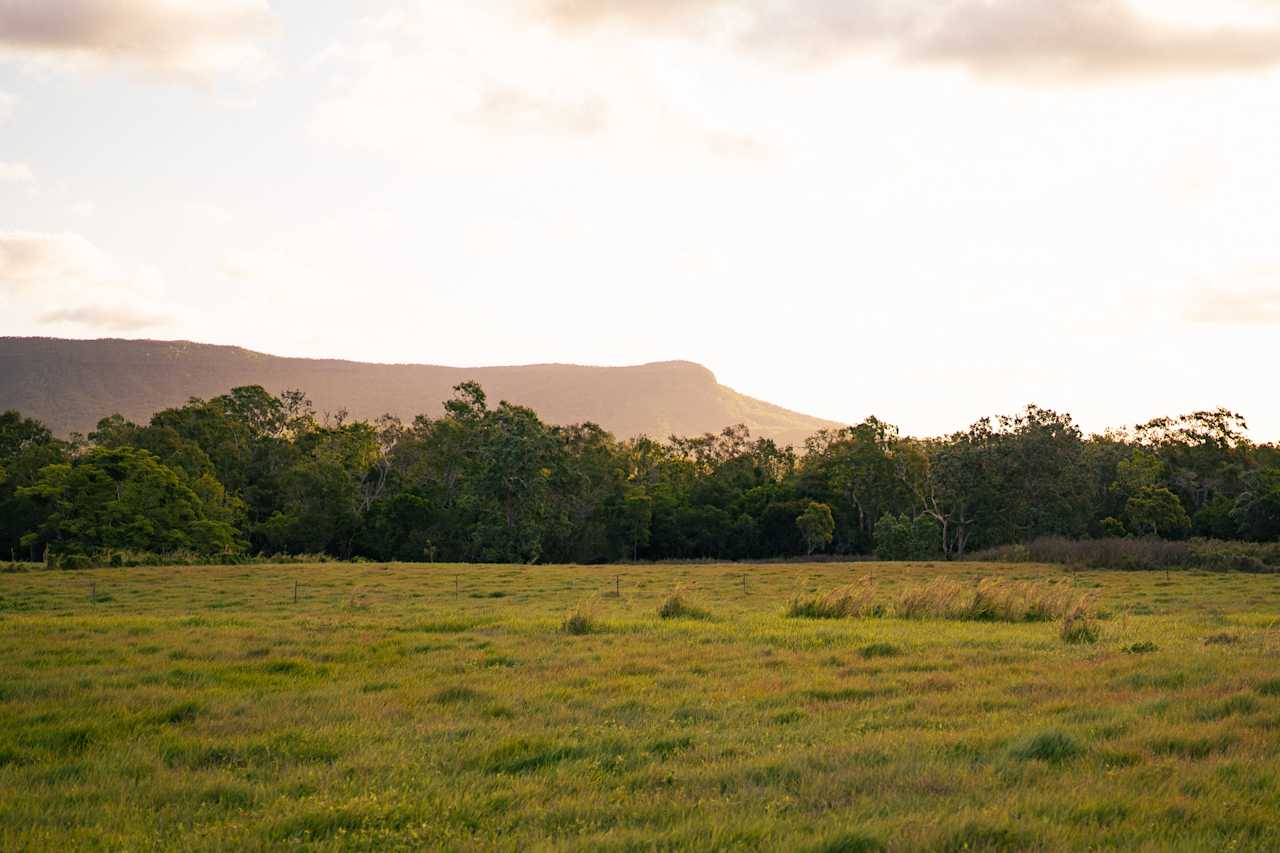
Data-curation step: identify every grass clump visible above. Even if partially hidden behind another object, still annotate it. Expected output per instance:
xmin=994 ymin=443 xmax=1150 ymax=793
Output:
xmin=788 ymin=577 xmax=880 ymax=619
xmin=1124 ymin=641 xmax=1158 ymax=654
xmin=1010 ymin=730 xmax=1082 ymax=764
xmin=658 ymin=586 xmax=711 ymax=620
xmin=897 ymin=577 xmax=1091 ymax=623
xmin=561 ymin=611 xmax=598 ymax=635
xmin=561 ymin=595 xmax=602 ymax=635
xmin=1205 ymin=633 xmax=1241 ymax=646
xmin=483 ymin=738 xmax=581 ymax=774
xmin=810 ymin=831 xmax=885 ymax=852
xmin=1060 ymin=605 xmax=1099 ymax=644
xmin=860 ymin=643 xmax=901 ymax=659
xmin=938 ymin=822 xmax=1035 ymax=852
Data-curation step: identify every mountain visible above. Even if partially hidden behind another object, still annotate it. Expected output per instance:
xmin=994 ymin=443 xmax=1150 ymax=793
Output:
xmin=0 ymin=337 xmax=843 ymax=445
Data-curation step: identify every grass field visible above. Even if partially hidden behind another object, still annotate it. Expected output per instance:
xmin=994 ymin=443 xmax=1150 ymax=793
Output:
xmin=2 ymin=561 xmax=1279 ymax=850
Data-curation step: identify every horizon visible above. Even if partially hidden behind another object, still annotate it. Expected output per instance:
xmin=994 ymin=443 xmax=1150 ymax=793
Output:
xmin=3 ymin=1 xmax=1280 ymax=439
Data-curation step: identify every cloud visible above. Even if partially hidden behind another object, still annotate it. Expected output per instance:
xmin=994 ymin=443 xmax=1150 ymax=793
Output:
xmin=0 ymin=161 xmax=33 ymax=183
xmin=908 ymin=0 xmax=1280 ymax=78
xmin=39 ymin=305 xmax=169 ymax=331
xmin=311 ymin=4 xmax=776 ymax=170
xmin=0 ymin=91 xmax=14 ymax=122
xmin=1186 ymin=287 xmax=1280 ymax=326
xmin=0 ymin=230 xmax=174 ymax=329
xmin=542 ymin=0 xmax=1280 ymax=79
xmin=0 ymin=0 xmax=278 ymax=77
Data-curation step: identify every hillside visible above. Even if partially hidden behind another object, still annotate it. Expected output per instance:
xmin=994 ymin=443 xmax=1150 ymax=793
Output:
xmin=0 ymin=338 xmax=842 ymax=445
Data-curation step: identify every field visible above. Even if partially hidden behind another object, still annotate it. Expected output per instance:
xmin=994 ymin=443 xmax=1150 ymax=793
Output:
xmin=2 ymin=562 xmax=1279 ymax=851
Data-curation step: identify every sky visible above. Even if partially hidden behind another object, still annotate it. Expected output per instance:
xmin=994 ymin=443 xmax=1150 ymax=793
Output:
xmin=2 ymin=0 xmax=1280 ymax=440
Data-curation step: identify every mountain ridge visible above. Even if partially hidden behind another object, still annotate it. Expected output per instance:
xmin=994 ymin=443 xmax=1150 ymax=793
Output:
xmin=0 ymin=337 xmax=843 ymax=445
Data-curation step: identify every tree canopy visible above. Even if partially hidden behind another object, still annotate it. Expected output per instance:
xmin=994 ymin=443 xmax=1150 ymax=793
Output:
xmin=2 ymin=387 xmax=1277 ymax=565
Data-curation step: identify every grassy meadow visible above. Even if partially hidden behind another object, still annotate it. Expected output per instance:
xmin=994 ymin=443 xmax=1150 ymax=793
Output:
xmin=1 ymin=561 xmax=1279 ymax=850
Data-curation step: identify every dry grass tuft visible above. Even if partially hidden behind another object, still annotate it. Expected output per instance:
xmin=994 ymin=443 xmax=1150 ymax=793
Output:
xmin=898 ymin=577 xmax=1091 ymax=623
xmin=1060 ymin=605 xmax=1099 ymax=644
xmin=792 ymin=575 xmax=1095 ymax=627
xmin=561 ymin=595 xmax=602 ymax=635
xmin=658 ymin=586 xmax=710 ymax=620
xmin=787 ymin=576 xmax=882 ymax=619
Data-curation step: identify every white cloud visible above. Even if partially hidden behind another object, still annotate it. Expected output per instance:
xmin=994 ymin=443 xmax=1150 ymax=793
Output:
xmin=182 ymin=201 xmax=233 ymax=225
xmin=0 ymin=91 xmax=14 ymax=122
xmin=543 ymin=0 xmax=1280 ymax=79
xmin=0 ymin=0 xmax=279 ymax=78
xmin=310 ymin=4 xmax=775 ymax=171
xmin=1186 ymin=274 xmax=1280 ymax=326
xmin=0 ymin=161 xmax=34 ymax=183
xmin=0 ymin=230 xmax=173 ymax=330
xmin=39 ymin=304 xmax=170 ymax=331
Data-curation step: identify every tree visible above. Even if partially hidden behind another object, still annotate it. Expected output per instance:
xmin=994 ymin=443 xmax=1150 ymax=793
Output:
xmin=874 ymin=513 xmax=942 ymax=560
xmin=18 ymin=446 xmax=239 ymax=559
xmin=801 ymin=418 xmax=909 ymax=552
xmin=796 ymin=501 xmax=835 ymax=555
xmin=1231 ymin=468 xmax=1280 ymax=542
xmin=1124 ymin=487 xmax=1190 ymax=538
xmin=615 ymin=486 xmax=652 ymax=561
xmin=0 ymin=411 xmax=68 ymax=560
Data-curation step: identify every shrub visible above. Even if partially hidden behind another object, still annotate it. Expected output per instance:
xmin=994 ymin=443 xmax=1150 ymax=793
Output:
xmin=968 ymin=536 xmax=1280 ymax=573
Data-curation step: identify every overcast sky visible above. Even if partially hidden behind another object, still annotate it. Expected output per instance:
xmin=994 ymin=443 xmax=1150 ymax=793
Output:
xmin=2 ymin=0 xmax=1280 ymax=439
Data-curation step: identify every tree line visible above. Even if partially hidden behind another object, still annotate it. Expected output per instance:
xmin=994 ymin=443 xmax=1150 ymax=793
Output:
xmin=2 ymin=384 xmax=1278 ymax=566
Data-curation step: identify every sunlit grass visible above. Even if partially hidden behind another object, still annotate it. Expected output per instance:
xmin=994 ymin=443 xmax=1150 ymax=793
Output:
xmin=1 ymin=561 xmax=1279 ymax=849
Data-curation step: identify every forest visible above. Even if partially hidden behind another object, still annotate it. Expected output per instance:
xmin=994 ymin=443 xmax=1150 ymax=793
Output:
xmin=2 ymin=383 xmax=1278 ymax=567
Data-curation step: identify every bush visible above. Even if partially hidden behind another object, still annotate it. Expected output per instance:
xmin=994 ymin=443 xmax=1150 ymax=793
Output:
xmin=968 ymin=536 xmax=1280 ymax=573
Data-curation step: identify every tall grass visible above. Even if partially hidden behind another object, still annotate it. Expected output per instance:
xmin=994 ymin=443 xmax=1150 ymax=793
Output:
xmin=657 ymin=586 xmax=711 ymax=620
xmin=790 ymin=576 xmax=1092 ymax=624
xmin=896 ymin=577 xmax=1090 ymax=622
xmin=787 ymin=576 xmax=882 ymax=619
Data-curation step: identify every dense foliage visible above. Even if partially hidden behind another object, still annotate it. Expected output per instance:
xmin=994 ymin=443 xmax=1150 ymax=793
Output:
xmin=2 ymin=387 xmax=1277 ymax=565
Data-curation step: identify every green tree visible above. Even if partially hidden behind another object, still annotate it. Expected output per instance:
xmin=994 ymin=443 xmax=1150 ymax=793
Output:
xmin=615 ymin=486 xmax=652 ymax=561
xmin=1231 ymin=468 xmax=1280 ymax=542
xmin=1124 ymin=487 xmax=1190 ymax=538
xmin=0 ymin=411 xmax=68 ymax=560
xmin=796 ymin=501 xmax=835 ymax=555
xmin=18 ymin=446 xmax=239 ymax=559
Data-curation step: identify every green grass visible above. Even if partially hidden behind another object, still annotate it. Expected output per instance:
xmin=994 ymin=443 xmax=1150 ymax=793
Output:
xmin=1 ymin=561 xmax=1279 ymax=849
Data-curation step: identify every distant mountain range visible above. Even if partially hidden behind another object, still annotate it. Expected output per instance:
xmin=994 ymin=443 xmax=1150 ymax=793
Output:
xmin=0 ymin=337 xmax=843 ymax=445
